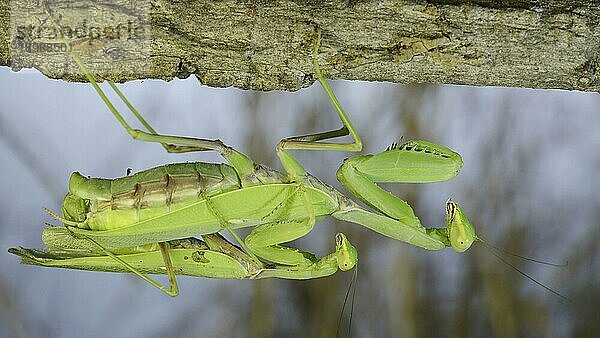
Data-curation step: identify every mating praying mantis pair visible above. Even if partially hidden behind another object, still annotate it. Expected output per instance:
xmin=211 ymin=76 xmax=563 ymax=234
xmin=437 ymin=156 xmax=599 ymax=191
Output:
xmin=9 ymin=9 xmax=482 ymax=297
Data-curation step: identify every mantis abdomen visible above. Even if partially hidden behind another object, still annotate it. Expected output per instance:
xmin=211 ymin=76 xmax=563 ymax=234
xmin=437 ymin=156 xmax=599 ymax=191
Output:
xmin=62 ymin=162 xmax=241 ymax=230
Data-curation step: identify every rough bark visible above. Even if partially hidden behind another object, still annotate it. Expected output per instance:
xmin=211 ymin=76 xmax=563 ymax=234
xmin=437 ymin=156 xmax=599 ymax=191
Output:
xmin=1 ymin=0 xmax=599 ymax=92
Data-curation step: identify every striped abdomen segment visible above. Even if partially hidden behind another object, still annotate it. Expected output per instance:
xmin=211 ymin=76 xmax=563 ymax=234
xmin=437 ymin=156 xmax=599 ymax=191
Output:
xmin=64 ymin=162 xmax=241 ymax=230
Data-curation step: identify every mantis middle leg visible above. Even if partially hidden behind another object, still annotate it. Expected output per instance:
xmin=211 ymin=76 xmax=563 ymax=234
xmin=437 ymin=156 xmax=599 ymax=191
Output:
xmin=276 ymin=30 xmax=363 ymax=177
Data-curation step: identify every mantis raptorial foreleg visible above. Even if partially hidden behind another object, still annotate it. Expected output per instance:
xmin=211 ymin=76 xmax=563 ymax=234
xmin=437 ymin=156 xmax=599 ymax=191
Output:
xmin=203 ymin=173 xmax=325 ymax=269
xmin=334 ymin=146 xmax=470 ymax=251
xmin=255 ymin=233 xmax=357 ymax=279
xmin=246 ymin=219 xmax=318 ymax=267
xmin=271 ymin=31 xmax=473 ymax=252
xmin=245 ymin=215 xmax=316 ymax=266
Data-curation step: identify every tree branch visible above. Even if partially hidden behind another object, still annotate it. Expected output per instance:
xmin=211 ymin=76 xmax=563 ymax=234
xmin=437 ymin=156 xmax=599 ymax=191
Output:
xmin=1 ymin=0 xmax=599 ymax=92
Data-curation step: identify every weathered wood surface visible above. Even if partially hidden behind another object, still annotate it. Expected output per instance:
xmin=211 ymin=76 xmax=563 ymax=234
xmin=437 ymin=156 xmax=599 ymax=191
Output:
xmin=1 ymin=0 xmax=599 ymax=92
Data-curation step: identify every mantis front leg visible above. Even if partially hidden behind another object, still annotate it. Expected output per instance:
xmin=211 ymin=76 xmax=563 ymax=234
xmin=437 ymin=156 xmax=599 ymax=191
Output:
xmin=334 ymin=141 xmax=476 ymax=252
xmin=255 ymin=233 xmax=358 ymax=279
xmin=275 ymin=31 xmax=476 ymax=253
xmin=242 ymin=185 xmax=357 ymax=274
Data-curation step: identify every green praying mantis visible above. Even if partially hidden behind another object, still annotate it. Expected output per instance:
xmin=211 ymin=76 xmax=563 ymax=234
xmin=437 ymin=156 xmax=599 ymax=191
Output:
xmin=9 ymin=9 xmax=480 ymax=297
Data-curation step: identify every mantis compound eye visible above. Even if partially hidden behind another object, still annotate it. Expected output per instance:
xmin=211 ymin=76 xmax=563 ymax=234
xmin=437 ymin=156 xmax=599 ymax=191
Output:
xmin=445 ymin=199 xmax=476 ymax=253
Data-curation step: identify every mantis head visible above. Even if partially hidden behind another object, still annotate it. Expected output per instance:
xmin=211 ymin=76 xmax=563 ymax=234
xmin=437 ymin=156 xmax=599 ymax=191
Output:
xmin=335 ymin=233 xmax=358 ymax=271
xmin=61 ymin=192 xmax=90 ymax=223
xmin=60 ymin=172 xmax=96 ymax=224
xmin=445 ymin=198 xmax=476 ymax=253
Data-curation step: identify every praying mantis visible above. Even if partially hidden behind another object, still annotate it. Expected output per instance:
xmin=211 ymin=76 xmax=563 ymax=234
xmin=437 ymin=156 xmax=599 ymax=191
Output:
xmin=9 ymin=7 xmax=478 ymax=297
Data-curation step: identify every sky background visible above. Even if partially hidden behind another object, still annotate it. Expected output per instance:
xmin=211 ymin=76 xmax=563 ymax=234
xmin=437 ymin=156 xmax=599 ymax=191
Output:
xmin=0 ymin=66 xmax=598 ymax=337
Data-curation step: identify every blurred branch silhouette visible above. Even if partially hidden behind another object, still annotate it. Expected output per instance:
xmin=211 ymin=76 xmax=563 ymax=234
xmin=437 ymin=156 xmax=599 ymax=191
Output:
xmin=0 ymin=113 xmax=62 ymax=197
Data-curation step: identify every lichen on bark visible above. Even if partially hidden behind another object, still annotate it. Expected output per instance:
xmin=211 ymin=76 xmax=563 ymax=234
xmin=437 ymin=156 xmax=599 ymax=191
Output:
xmin=1 ymin=0 xmax=599 ymax=92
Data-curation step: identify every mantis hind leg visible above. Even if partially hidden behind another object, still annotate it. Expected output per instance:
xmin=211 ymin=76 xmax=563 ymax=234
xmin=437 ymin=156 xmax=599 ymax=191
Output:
xmin=82 ymin=237 xmax=179 ymax=297
xmin=83 ymin=69 xmax=255 ymax=177
xmin=49 ymin=12 xmax=256 ymax=178
xmin=54 ymin=216 xmax=180 ymax=296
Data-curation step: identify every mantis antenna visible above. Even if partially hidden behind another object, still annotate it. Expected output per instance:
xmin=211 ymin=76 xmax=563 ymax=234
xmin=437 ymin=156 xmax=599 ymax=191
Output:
xmin=476 ymin=236 xmax=570 ymax=301
xmin=336 ymin=265 xmax=358 ymax=338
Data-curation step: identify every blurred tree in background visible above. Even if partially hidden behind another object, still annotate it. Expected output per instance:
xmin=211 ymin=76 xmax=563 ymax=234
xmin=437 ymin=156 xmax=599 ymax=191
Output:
xmin=0 ymin=74 xmax=598 ymax=337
